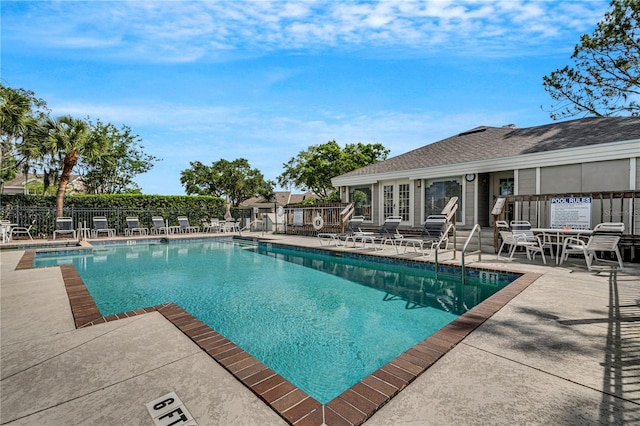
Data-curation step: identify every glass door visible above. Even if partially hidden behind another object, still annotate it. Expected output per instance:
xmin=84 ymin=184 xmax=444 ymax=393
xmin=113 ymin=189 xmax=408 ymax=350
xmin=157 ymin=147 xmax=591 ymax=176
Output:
xmin=381 ymin=181 xmax=411 ymax=222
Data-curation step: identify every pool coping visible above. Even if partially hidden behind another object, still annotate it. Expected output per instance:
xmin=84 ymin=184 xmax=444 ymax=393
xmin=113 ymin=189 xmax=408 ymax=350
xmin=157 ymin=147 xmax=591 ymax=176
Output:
xmin=18 ymin=244 xmax=542 ymax=426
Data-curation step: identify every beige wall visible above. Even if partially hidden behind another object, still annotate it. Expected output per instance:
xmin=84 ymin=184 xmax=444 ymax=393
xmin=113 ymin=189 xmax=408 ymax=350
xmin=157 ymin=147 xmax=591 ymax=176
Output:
xmin=518 ymin=168 xmax=536 ymax=194
xmin=540 ymin=159 xmax=630 ymax=193
xmin=540 ymin=164 xmax=582 ymax=193
xmin=582 ymin=159 xmax=629 ymax=192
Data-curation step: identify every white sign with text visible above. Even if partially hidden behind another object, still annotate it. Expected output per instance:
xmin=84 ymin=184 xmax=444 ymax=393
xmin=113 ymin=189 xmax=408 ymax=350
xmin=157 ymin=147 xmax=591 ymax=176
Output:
xmin=549 ymin=197 xmax=592 ymax=230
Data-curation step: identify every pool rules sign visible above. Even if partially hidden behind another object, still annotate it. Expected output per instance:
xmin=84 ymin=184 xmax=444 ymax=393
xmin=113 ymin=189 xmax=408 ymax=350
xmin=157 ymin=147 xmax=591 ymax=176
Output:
xmin=549 ymin=197 xmax=592 ymax=230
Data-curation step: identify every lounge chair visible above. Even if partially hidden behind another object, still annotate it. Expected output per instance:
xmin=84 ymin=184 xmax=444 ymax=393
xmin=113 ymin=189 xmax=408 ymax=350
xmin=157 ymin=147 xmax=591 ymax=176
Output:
xmin=125 ymin=216 xmax=148 ymax=236
xmin=53 ymin=217 xmax=76 ymax=240
xmin=560 ymin=222 xmax=624 ymax=271
xmin=351 ymin=216 xmax=403 ymax=251
xmin=177 ymin=216 xmax=199 ymax=233
xmin=497 ymin=229 xmax=546 ymax=264
xmin=91 ymin=216 xmax=116 ymax=238
xmin=318 ymin=215 xmax=365 ymax=246
xmin=151 ymin=216 xmax=171 ymax=235
xmin=398 ymin=215 xmax=452 ymax=257
xmin=10 ymin=218 xmax=36 ymax=240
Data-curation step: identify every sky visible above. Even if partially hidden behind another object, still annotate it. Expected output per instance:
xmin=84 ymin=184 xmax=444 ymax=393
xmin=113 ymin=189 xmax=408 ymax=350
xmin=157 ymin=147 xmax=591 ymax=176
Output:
xmin=1 ymin=0 xmax=611 ymax=195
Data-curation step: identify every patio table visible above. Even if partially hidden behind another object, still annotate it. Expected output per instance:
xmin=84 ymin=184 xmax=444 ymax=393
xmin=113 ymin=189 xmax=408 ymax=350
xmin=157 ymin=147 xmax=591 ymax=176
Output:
xmin=532 ymin=228 xmax=593 ymax=264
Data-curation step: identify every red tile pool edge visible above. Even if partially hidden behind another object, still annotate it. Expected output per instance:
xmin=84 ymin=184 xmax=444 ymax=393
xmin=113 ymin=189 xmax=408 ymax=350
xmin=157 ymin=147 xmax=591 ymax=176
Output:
xmin=18 ymin=250 xmax=542 ymax=426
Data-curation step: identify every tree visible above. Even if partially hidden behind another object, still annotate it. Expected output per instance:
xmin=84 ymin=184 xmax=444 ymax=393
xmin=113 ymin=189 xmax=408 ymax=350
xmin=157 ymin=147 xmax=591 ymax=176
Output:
xmin=81 ymin=119 xmax=160 ymax=194
xmin=0 ymin=84 xmax=49 ymax=187
xmin=41 ymin=115 xmax=110 ymax=216
xmin=180 ymin=158 xmax=275 ymax=206
xmin=277 ymin=140 xmax=389 ymax=199
xmin=543 ymin=0 xmax=640 ymax=119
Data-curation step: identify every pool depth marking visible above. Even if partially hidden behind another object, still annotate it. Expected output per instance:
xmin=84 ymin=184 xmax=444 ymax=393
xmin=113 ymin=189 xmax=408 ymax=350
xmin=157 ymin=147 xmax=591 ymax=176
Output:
xmin=18 ymin=247 xmax=542 ymax=426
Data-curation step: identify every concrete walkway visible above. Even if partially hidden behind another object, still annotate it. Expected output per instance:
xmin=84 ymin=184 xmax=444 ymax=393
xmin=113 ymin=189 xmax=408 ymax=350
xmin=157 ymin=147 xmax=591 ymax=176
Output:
xmin=1 ymin=234 xmax=639 ymax=425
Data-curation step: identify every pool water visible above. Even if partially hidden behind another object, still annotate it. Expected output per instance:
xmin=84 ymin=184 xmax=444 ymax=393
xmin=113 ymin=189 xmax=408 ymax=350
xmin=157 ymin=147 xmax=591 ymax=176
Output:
xmin=34 ymin=239 xmax=517 ymax=403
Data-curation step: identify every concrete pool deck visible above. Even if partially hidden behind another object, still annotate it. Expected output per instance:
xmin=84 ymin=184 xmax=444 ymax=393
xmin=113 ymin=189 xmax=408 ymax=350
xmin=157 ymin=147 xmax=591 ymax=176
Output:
xmin=1 ymin=233 xmax=639 ymax=425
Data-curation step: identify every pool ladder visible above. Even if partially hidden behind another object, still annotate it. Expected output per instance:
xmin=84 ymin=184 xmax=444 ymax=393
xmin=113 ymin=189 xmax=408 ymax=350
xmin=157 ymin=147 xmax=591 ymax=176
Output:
xmin=461 ymin=224 xmax=482 ymax=279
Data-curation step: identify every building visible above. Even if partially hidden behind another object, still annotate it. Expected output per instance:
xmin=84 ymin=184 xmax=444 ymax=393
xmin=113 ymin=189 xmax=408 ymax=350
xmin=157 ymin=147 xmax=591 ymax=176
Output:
xmin=1 ymin=173 xmax=85 ymax=195
xmin=240 ymin=191 xmax=319 ymax=231
xmin=332 ymin=116 xmax=640 ymax=231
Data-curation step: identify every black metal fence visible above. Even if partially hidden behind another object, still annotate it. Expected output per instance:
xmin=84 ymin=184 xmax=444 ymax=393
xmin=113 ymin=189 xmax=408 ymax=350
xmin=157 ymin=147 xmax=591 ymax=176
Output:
xmin=0 ymin=206 xmax=252 ymax=238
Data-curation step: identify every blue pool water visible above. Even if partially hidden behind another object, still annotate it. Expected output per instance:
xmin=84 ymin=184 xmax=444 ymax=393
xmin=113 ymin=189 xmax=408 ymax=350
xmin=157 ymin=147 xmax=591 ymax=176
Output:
xmin=34 ymin=239 xmax=518 ymax=403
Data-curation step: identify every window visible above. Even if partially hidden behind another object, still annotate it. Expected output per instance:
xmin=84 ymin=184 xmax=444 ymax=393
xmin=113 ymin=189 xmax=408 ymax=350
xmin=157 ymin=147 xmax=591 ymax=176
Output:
xmin=349 ymin=186 xmax=372 ymax=220
xmin=424 ymin=177 xmax=462 ymax=219
xmin=500 ymin=178 xmax=514 ymax=196
xmin=398 ymin=183 xmax=410 ymax=221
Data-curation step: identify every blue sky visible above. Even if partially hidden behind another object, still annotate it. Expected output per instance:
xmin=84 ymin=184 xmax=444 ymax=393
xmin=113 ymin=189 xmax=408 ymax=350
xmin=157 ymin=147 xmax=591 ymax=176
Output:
xmin=1 ymin=0 xmax=610 ymax=195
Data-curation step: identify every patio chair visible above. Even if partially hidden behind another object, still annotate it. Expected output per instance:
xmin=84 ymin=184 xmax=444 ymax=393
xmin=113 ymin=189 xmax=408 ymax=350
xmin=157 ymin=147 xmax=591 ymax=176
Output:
xmin=150 ymin=216 xmax=171 ymax=235
xmin=177 ymin=216 xmax=199 ymax=233
xmin=125 ymin=216 xmax=148 ymax=236
xmin=201 ymin=218 xmax=220 ymax=233
xmin=91 ymin=216 xmax=116 ymax=238
xmin=351 ymin=216 xmax=403 ymax=251
xmin=11 ymin=218 xmax=36 ymax=241
xmin=560 ymin=222 xmax=624 ymax=271
xmin=497 ymin=229 xmax=546 ymax=264
xmin=398 ymin=215 xmax=452 ymax=257
xmin=1 ymin=220 xmax=12 ymax=243
xmin=318 ymin=215 xmax=364 ymax=246
xmin=510 ymin=220 xmax=536 ymax=242
xmin=53 ymin=217 xmax=76 ymax=240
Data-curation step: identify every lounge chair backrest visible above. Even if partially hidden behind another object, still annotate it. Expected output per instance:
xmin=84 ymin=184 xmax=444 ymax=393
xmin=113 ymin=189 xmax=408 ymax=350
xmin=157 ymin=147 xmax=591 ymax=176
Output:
xmin=380 ymin=216 xmax=402 ymax=236
xmin=586 ymin=222 xmax=624 ymax=252
xmin=345 ymin=216 xmax=365 ymax=233
xmin=56 ymin=217 xmax=73 ymax=230
xmin=510 ymin=220 xmax=535 ymax=241
xmin=495 ymin=220 xmax=509 ymax=229
xmin=440 ymin=197 xmax=458 ymax=221
xmin=126 ymin=217 xmax=141 ymax=228
xmin=592 ymin=222 xmax=624 ymax=235
xmin=510 ymin=220 xmax=532 ymax=231
xmin=178 ymin=216 xmax=190 ymax=227
xmin=93 ymin=216 xmax=109 ymax=230
xmin=422 ymin=215 xmax=447 ymax=239
xmin=152 ymin=216 xmax=165 ymax=227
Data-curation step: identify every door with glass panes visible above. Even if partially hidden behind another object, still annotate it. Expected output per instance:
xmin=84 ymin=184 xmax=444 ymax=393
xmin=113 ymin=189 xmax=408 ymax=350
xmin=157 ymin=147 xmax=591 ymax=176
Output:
xmin=381 ymin=180 xmax=411 ymax=223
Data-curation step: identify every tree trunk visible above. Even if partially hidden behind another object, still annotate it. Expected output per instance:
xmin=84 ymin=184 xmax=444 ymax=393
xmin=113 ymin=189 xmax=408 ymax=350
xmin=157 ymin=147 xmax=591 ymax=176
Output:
xmin=55 ymin=150 xmax=78 ymax=217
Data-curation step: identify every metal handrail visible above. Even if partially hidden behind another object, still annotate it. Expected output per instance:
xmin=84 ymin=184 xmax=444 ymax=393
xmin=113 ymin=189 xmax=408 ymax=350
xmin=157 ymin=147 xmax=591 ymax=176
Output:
xmin=433 ymin=222 xmax=456 ymax=274
xmin=461 ymin=224 xmax=482 ymax=275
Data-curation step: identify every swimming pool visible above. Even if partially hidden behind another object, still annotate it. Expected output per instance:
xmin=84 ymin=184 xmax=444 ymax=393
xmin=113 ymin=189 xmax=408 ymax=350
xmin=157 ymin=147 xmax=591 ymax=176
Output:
xmin=34 ymin=239 xmax=519 ymax=404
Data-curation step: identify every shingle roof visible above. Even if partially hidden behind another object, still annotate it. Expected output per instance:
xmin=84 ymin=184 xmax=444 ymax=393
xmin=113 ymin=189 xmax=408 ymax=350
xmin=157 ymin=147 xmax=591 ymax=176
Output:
xmin=338 ymin=116 xmax=640 ymax=178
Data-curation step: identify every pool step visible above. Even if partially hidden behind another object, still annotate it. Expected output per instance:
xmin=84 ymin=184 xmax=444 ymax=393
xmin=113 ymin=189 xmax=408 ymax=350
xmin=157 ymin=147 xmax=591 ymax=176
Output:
xmin=234 ymin=238 xmax=259 ymax=250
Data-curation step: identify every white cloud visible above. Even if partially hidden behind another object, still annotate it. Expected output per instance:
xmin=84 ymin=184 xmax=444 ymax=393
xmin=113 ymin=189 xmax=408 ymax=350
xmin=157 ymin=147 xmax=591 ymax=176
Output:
xmin=4 ymin=0 xmax=610 ymax=62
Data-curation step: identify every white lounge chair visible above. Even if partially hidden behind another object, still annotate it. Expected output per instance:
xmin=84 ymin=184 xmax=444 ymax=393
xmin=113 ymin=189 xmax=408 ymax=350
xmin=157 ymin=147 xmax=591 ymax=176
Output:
xmin=125 ymin=217 xmax=148 ymax=236
xmin=351 ymin=216 xmax=403 ymax=251
xmin=398 ymin=215 xmax=452 ymax=257
xmin=318 ymin=215 xmax=365 ymax=246
xmin=177 ymin=216 xmax=199 ymax=233
xmin=11 ymin=218 xmax=36 ymax=240
xmin=151 ymin=216 xmax=171 ymax=235
xmin=91 ymin=216 xmax=116 ymax=238
xmin=560 ymin=222 xmax=624 ymax=271
xmin=53 ymin=217 xmax=76 ymax=240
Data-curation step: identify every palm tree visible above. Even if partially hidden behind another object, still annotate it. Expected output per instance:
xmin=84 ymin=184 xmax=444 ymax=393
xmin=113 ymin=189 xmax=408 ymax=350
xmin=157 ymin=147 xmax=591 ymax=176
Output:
xmin=43 ymin=115 xmax=108 ymax=217
xmin=0 ymin=85 xmax=44 ymax=187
